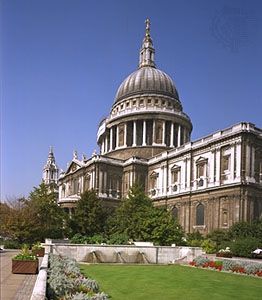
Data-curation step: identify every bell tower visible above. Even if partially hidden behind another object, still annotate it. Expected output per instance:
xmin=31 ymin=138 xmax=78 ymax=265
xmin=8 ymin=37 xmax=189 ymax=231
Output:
xmin=42 ymin=146 xmax=59 ymax=185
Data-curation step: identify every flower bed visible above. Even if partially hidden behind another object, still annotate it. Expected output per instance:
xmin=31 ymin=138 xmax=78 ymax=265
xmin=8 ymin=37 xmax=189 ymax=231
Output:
xmin=216 ymin=247 xmax=233 ymax=258
xmin=189 ymin=256 xmax=262 ymax=277
xmin=47 ymin=254 xmax=109 ymax=300
xmin=12 ymin=244 xmax=39 ymax=274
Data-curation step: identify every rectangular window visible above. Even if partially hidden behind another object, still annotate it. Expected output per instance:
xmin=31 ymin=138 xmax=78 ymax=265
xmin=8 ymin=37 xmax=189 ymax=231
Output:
xmin=197 ymin=164 xmax=205 ymax=178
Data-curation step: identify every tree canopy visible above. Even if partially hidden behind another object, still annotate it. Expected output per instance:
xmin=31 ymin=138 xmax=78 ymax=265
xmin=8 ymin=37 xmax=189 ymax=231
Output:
xmin=68 ymin=190 xmax=107 ymax=237
xmin=108 ymin=185 xmax=184 ymax=245
xmin=0 ymin=183 xmax=66 ymax=243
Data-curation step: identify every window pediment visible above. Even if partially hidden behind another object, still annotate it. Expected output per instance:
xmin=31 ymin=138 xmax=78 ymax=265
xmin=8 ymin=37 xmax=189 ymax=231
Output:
xmin=196 ymin=156 xmax=208 ymax=164
xmin=171 ymin=164 xmax=181 ymax=171
xmin=150 ymin=171 xmax=159 ymax=178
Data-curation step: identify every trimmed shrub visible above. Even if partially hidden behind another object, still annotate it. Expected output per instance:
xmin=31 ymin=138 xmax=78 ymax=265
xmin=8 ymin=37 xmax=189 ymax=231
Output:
xmin=230 ymin=237 xmax=261 ymax=258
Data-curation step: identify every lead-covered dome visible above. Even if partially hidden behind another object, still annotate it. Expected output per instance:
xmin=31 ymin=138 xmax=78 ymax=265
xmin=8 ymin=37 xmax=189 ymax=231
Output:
xmin=115 ymin=66 xmax=180 ymax=103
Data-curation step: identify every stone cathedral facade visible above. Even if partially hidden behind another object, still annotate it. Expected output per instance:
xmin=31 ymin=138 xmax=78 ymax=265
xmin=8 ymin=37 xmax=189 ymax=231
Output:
xmin=57 ymin=20 xmax=262 ymax=234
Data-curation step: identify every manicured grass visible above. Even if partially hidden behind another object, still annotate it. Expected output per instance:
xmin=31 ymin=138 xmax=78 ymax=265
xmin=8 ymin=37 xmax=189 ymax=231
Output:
xmin=80 ymin=264 xmax=262 ymax=300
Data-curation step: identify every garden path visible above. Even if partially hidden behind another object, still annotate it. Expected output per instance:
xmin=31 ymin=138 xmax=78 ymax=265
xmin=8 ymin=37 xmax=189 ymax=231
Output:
xmin=0 ymin=250 xmax=39 ymax=300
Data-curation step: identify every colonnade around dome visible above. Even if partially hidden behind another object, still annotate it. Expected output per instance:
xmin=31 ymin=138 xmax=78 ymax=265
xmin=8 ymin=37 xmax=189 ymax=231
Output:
xmin=99 ymin=119 xmax=190 ymax=156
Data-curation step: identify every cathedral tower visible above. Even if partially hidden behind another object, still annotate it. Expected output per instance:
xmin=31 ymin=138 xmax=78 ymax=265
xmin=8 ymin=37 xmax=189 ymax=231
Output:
xmin=42 ymin=146 xmax=59 ymax=185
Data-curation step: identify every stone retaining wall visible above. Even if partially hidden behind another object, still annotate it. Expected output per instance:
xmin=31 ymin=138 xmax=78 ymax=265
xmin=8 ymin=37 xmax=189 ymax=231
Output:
xmin=44 ymin=240 xmax=203 ymax=264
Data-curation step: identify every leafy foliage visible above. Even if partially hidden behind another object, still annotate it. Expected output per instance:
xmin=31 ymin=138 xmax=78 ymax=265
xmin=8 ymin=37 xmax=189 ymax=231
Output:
xmin=68 ymin=190 xmax=107 ymax=237
xmin=201 ymin=239 xmax=216 ymax=254
xmin=0 ymin=183 xmax=66 ymax=244
xmin=229 ymin=237 xmax=262 ymax=258
xmin=207 ymin=229 xmax=230 ymax=250
xmin=186 ymin=231 xmax=203 ymax=247
xmin=107 ymin=232 xmax=129 ymax=245
xmin=108 ymin=185 xmax=184 ymax=245
xmin=13 ymin=244 xmax=37 ymax=261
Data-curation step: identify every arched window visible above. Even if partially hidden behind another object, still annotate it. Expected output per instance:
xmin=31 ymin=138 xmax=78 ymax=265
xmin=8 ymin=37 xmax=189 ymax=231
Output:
xmin=196 ymin=203 xmax=204 ymax=225
xmin=172 ymin=207 xmax=178 ymax=220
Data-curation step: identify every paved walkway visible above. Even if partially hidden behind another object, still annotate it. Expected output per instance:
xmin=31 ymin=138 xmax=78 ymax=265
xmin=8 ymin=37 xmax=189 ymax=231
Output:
xmin=0 ymin=250 xmax=39 ymax=300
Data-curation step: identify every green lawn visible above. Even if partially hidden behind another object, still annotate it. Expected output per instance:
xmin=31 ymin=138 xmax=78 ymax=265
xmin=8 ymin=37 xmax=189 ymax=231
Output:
xmin=80 ymin=264 xmax=262 ymax=300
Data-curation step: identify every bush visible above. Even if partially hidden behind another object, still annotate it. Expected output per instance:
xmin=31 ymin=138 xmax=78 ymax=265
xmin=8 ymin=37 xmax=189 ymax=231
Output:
xmin=186 ymin=231 xmax=203 ymax=246
xmin=188 ymin=239 xmax=202 ymax=247
xmin=201 ymin=239 xmax=217 ymax=254
xmin=230 ymin=238 xmax=261 ymax=258
xmin=2 ymin=239 xmax=21 ymax=249
xmin=108 ymin=232 xmax=129 ymax=245
xmin=88 ymin=235 xmax=107 ymax=245
xmin=70 ymin=234 xmax=107 ymax=245
xmin=207 ymin=229 xmax=229 ymax=250
xmin=70 ymin=234 xmax=87 ymax=244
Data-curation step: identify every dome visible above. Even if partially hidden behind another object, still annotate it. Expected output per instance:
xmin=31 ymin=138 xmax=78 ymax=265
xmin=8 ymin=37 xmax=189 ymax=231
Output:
xmin=115 ymin=67 xmax=179 ymax=103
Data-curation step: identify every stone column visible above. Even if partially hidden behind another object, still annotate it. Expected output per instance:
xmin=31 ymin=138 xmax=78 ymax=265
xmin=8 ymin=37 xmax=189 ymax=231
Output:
xmin=231 ymin=144 xmax=235 ymax=181
xmin=178 ymin=125 xmax=181 ymax=147
xmin=124 ymin=123 xmax=127 ymax=147
xmin=216 ymin=148 xmax=221 ymax=185
xmin=109 ymin=128 xmax=113 ymax=151
xmin=105 ymin=135 xmax=108 ymax=153
xmin=170 ymin=122 xmax=174 ymax=147
xmin=101 ymin=140 xmax=105 ymax=154
xmin=183 ymin=128 xmax=187 ymax=144
xmin=246 ymin=144 xmax=251 ymax=178
xmin=251 ymin=145 xmax=255 ymax=179
xmin=235 ymin=141 xmax=241 ymax=180
xmin=132 ymin=120 xmax=137 ymax=146
xmin=153 ymin=120 xmax=156 ymax=144
xmin=162 ymin=120 xmax=166 ymax=145
xmin=116 ymin=125 xmax=119 ymax=149
xmin=142 ymin=120 xmax=146 ymax=146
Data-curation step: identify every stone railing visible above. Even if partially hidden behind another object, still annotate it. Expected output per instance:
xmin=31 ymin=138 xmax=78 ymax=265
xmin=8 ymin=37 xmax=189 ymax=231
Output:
xmin=30 ymin=254 xmax=49 ymax=300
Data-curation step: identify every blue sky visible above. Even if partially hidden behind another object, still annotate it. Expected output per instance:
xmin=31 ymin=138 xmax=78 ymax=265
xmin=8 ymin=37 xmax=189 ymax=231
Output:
xmin=1 ymin=0 xmax=262 ymax=200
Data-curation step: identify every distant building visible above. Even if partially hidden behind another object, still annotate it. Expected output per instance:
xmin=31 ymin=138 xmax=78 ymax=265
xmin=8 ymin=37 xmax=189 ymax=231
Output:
xmin=57 ymin=19 xmax=262 ymax=233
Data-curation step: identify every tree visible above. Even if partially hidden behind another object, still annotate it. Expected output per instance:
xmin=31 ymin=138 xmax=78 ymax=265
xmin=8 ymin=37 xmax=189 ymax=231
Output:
xmin=0 ymin=183 xmax=66 ymax=244
xmin=68 ymin=190 xmax=106 ymax=237
xmin=141 ymin=207 xmax=184 ymax=246
xmin=108 ymin=185 xmax=184 ymax=245
xmin=0 ymin=197 xmax=34 ymax=243
xmin=107 ymin=185 xmax=152 ymax=239
xmin=24 ymin=183 xmax=66 ymax=242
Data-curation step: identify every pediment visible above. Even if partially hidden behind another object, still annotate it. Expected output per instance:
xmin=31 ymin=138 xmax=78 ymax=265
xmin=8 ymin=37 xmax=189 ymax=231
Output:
xmin=150 ymin=171 xmax=159 ymax=178
xmin=65 ymin=160 xmax=82 ymax=174
xmin=171 ymin=164 xmax=181 ymax=171
xmin=196 ymin=156 xmax=208 ymax=164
